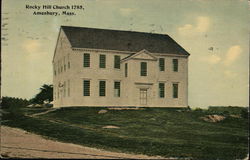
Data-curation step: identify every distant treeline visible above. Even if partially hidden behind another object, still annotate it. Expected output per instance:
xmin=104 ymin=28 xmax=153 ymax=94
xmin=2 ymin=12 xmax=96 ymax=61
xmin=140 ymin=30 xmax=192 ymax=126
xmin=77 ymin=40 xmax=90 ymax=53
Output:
xmin=1 ymin=84 xmax=53 ymax=109
xmin=205 ymin=106 xmax=248 ymax=119
xmin=1 ymin=96 xmax=30 ymax=109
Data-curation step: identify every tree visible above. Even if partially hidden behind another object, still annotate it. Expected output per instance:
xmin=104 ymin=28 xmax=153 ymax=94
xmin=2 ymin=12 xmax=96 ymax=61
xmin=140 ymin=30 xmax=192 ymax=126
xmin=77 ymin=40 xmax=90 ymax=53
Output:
xmin=30 ymin=84 xmax=53 ymax=104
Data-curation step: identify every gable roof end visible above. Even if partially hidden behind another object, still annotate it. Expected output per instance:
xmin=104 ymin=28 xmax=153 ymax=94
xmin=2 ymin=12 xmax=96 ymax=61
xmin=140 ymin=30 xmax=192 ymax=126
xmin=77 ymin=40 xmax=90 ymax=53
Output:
xmin=121 ymin=49 xmax=157 ymax=62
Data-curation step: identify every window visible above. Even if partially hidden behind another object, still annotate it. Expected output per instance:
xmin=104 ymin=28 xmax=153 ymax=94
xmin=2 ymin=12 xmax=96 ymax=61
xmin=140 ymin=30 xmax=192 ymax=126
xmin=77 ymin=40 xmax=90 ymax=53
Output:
xmin=159 ymin=58 xmax=165 ymax=71
xmin=54 ymin=63 xmax=57 ymax=76
xmin=64 ymin=56 xmax=66 ymax=71
xmin=114 ymin=55 xmax=120 ymax=69
xmin=173 ymin=83 xmax=178 ymax=98
xmin=114 ymin=81 xmax=120 ymax=97
xmin=125 ymin=63 xmax=128 ymax=77
xmin=159 ymin=83 xmax=165 ymax=98
xmin=99 ymin=54 xmax=106 ymax=68
xmin=67 ymin=80 xmax=70 ymax=97
xmin=83 ymin=53 xmax=90 ymax=67
xmin=99 ymin=81 xmax=106 ymax=96
xmin=83 ymin=80 xmax=90 ymax=96
xmin=173 ymin=59 xmax=178 ymax=72
xmin=140 ymin=62 xmax=147 ymax=76
xmin=67 ymin=54 xmax=70 ymax=69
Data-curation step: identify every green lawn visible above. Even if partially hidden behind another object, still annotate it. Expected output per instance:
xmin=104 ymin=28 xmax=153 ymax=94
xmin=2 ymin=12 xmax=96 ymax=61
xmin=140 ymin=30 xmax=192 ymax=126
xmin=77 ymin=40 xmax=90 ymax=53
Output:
xmin=2 ymin=106 xmax=248 ymax=160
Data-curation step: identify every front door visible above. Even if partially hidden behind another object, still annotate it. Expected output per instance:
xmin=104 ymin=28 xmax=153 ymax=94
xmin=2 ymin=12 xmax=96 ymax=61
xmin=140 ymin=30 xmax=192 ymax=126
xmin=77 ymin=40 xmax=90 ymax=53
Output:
xmin=140 ymin=89 xmax=147 ymax=105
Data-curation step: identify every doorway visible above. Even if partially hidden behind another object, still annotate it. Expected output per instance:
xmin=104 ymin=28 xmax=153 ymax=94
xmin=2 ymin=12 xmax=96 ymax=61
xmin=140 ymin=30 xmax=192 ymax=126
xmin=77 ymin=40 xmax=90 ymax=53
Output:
xmin=140 ymin=89 xmax=147 ymax=105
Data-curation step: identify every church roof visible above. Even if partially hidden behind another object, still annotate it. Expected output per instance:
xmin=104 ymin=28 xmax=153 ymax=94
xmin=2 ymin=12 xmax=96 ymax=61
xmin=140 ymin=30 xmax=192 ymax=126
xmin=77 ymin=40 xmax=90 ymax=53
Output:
xmin=61 ymin=26 xmax=190 ymax=56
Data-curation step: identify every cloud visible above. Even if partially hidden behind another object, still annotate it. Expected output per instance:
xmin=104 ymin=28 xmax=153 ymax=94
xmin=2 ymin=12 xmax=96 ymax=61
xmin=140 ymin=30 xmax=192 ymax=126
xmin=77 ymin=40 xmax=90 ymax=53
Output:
xmin=196 ymin=16 xmax=210 ymax=33
xmin=223 ymin=45 xmax=242 ymax=66
xmin=201 ymin=54 xmax=221 ymax=64
xmin=224 ymin=70 xmax=237 ymax=78
xmin=119 ymin=8 xmax=136 ymax=16
xmin=178 ymin=16 xmax=211 ymax=35
xmin=22 ymin=40 xmax=41 ymax=53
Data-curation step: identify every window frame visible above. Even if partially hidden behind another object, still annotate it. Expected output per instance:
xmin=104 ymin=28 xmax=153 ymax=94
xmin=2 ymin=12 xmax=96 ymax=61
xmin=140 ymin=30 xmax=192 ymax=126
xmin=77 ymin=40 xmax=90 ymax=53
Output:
xmin=125 ymin=63 xmax=128 ymax=77
xmin=140 ymin=62 xmax=147 ymax=76
xmin=173 ymin=83 xmax=178 ymax=98
xmin=114 ymin=55 xmax=121 ymax=69
xmin=99 ymin=80 xmax=106 ymax=97
xmin=67 ymin=54 xmax=70 ymax=69
xmin=83 ymin=80 xmax=90 ymax=96
xmin=114 ymin=81 xmax=121 ymax=97
xmin=64 ymin=56 xmax=66 ymax=71
xmin=173 ymin=59 xmax=178 ymax=72
xmin=99 ymin=54 xmax=106 ymax=68
xmin=159 ymin=83 xmax=165 ymax=98
xmin=83 ymin=53 xmax=90 ymax=68
xmin=159 ymin=58 xmax=165 ymax=71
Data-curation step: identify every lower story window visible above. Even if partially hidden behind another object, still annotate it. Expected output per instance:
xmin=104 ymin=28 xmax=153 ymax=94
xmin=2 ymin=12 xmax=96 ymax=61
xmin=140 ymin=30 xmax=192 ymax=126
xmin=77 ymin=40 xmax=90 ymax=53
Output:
xmin=114 ymin=81 xmax=120 ymax=97
xmin=173 ymin=83 xmax=178 ymax=98
xmin=83 ymin=80 xmax=90 ymax=96
xmin=159 ymin=83 xmax=165 ymax=98
xmin=99 ymin=81 xmax=106 ymax=96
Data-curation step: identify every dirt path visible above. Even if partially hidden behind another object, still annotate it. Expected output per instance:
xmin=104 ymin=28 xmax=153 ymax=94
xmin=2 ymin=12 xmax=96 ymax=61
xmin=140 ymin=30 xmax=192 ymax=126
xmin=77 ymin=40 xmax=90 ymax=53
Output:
xmin=0 ymin=126 xmax=165 ymax=159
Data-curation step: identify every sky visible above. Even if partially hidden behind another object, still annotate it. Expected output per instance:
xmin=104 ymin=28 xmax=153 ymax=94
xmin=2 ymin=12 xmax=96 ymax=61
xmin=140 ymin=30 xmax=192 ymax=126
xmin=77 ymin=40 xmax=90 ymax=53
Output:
xmin=1 ymin=0 xmax=249 ymax=108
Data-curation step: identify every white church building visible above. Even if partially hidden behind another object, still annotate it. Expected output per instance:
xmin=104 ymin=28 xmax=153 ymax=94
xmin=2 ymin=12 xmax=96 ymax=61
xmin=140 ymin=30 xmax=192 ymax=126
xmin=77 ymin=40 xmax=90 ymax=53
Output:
xmin=53 ymin=26 xmax=190 ymax=108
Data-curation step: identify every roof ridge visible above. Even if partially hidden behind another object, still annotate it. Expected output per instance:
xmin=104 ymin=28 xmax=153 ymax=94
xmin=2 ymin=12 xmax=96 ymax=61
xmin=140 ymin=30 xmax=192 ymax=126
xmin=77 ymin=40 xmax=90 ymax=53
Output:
xmin=61 ymin=25 xmax=171 ymax=37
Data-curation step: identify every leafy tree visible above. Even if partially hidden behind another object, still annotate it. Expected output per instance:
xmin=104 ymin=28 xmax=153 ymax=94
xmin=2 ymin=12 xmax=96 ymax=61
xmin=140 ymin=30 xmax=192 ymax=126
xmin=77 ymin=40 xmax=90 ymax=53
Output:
xmin=30 ymin=84 xmax=53 ymax=104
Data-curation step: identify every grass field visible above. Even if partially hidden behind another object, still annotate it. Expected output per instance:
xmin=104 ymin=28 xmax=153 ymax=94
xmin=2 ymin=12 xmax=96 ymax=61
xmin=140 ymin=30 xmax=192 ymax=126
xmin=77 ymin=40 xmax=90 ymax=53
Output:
xmin=2 ymin=106 xmax=249 ymax=160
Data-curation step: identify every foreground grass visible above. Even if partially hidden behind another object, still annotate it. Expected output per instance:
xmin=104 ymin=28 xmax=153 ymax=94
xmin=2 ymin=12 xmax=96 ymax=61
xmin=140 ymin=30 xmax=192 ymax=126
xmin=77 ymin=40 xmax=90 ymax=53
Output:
xmin=2 ymin=106 xmax=248 ymax=160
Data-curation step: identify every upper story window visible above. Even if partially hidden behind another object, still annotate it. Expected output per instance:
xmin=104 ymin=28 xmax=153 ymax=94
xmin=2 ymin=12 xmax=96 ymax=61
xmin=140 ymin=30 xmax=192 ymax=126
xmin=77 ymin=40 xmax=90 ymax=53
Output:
xmin=140 ymin=62 xmax=147 ymax=76
xmin=173 ymin=83 xmax=178 ymax=98
xmin=64 ymin=56 xmax=66 ymax=71
xmin=173 ymin=59 xmax=178 ymax=72
xmin=125 ymin=63 xmax=128 ymax=77
xmin=114 ymin=55 xmax=120 ymax=69
xmin=159 ymin=58 xmax=165 ymax=71
xmin=99 ymin=54 xmax=106 ymax=68
xmin=159 ymin=83 xmax=165 ymax=98
xmin=99 ymin=80 xmax=106 ymax=96
xmin=114 ymin=81 xmax=121 ymax=97
xmin=83 ymin=53 xmax=90 ymax=67
xmin=83 ymin=80 xmax=90 ymax=96
xmin=67 ymin=54 xmax=70 ymax=69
